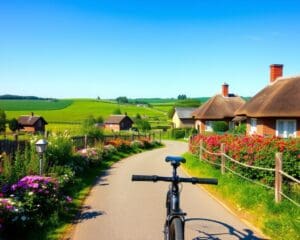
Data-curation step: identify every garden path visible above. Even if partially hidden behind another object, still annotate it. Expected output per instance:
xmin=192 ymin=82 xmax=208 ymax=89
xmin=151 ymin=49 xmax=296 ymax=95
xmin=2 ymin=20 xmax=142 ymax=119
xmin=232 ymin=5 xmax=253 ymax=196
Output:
xmin=71 ymin=141 xmax=264 ymax=240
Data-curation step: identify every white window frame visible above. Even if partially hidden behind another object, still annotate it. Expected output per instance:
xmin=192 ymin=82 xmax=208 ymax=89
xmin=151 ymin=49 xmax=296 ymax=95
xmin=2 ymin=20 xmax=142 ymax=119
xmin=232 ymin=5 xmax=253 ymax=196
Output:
xmin=276 ymin=119 xmax=296 ymax=138
xmin=249 ymin=118 xmax=257 ymax=135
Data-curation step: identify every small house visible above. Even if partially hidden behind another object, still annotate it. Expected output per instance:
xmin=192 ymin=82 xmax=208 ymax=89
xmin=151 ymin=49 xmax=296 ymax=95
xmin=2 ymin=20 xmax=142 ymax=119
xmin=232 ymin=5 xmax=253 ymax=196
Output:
xmin=172 ymin=107 xmax=197 ymax=128
xmin=193 ymin=83 xmax=245 ymax=133
xmin=104 ymin=115 xmax=133 ymax=131
xmin=18 ymin=113 xmax=48 ymax=133
xmin=235 ymin=64 xmax=300 ymax=138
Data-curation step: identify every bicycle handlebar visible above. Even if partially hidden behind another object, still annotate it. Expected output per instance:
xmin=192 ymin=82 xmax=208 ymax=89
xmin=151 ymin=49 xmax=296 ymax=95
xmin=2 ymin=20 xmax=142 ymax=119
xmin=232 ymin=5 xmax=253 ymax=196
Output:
xmin=131 ymin=175 xmax=218 ymax=185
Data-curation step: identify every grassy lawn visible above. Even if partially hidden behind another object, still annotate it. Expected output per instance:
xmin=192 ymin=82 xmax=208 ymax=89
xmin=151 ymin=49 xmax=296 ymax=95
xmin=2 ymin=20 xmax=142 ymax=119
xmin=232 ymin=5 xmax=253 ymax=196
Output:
xmin=182 ymin=152 xmax=300 ymax=240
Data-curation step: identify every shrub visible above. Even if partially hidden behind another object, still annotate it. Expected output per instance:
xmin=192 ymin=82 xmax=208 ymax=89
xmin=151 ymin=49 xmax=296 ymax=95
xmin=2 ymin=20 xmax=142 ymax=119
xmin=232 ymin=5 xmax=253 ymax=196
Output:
xmin=9 ymin=118 xmax=19 ymax=132
xmin=190 ymin=134 xmax=300 ymax=185
xmin=212 ymin=121 xmax=229 ymax=132
xmin=171 ymin=128 xmax=185 ymax=139
xmin=2 ymin=176 xmax=71 ymax=232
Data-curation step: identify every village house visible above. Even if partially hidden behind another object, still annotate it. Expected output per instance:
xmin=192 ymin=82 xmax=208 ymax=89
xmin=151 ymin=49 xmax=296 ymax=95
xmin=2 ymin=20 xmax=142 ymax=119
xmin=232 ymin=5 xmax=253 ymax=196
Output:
xmin=18 ymin=113 xmax=48 ymax=133
xmin=235 ymin=64 xmax=300 ymax=138
xmin=104 ymin=115 xmax=134 ymax=131
xmin=193 ymin=83 xmax=245 ymax=133
xmin=172 ymin=107 xmax=197 ymax=128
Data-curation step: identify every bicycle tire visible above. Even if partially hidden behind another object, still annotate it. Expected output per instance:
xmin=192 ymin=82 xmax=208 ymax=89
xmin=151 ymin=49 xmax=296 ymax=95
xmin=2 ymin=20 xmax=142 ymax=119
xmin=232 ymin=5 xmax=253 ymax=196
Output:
xmin=169 ymin=217 xmax=184 ymax=240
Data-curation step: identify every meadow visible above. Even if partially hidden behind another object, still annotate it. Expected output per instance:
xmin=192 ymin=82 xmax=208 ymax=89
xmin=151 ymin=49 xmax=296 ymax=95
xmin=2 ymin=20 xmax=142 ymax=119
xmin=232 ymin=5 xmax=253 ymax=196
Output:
xmin=2 ymin=99 xmax=171 ymax=132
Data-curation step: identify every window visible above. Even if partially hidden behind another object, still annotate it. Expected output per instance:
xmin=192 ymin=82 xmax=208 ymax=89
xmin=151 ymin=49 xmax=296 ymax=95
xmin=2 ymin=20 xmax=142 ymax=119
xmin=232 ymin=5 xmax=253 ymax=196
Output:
xmin=276 ymin=120 xmax=296 ymax=138
xmin=205 ymin=121 xmax=213 ymax=132
xmin=250 ymin=118 xmax=257 ymax=135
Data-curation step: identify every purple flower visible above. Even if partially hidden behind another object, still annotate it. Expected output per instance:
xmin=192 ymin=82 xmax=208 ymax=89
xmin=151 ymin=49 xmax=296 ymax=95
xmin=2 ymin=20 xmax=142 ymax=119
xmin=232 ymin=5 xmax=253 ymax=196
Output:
xmin=65 ymin=196 xmax=72 ymax=203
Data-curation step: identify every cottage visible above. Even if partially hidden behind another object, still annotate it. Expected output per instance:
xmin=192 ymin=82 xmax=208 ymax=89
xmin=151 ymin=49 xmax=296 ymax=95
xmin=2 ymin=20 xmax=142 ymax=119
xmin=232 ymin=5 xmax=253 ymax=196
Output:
xmin=104 ymin=115 xmax=133 ymax=131
xmin=235 ymin=64 xmax=300 ymax=138
xmin=172 ymin=107 xmax=197 ymax=128
xmin=18 ymin=113 xmax=48 ymax=133
xmin=193 ymin=83 xmax=245 ymax=133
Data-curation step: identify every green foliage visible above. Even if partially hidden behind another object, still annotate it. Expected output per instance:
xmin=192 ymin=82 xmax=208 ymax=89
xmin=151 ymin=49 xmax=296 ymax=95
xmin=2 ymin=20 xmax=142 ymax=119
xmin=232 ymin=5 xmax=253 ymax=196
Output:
xmin=112 ymin=108 xmax=122 ymax=114
xmin=0 ymin=99 xmax=72 ymax=111
xmin=134 ymin=119 xmax=151 ymax=132
xmin=168 ymin=107 xmax=175 ymax=119
xmin=175 ymin=99 xmax=201 ymax=107
xmin=230 ymin=123 xmax=246 ymax=134
xmin=183 ymin=153 xmax=300 ymax=240
xmin=96 ymin=115 xmax=104 ymax=123
xmin=171 ymin=128 xmax=186 ymax=139
xmin=177 ymin=94 xmax=187 ymax=100
xmin=9 ymin=118 xmax=19 ymax=132
xmin=212 ymin=121 xmax=229 ymax=132
xmin=0 ymin=109 xmax=6 ymax=132
xmin=116 ymin=96 xmax=129 ymax=104
xmin=81 ymin=116 xmax=104 ymax=140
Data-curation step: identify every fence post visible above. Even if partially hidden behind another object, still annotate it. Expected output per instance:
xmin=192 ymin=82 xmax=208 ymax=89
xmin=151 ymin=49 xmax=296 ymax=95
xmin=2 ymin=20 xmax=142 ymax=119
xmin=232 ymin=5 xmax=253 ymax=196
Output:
xmin=221 ymin=143 xmax=225 ymax=174
xmin=199 ymin=140 xmax=203 ymax=160
xmin=275 ymin=152 xmax=283 ymax=203
xmin=84 ymin=135 xmax=87 ymax=149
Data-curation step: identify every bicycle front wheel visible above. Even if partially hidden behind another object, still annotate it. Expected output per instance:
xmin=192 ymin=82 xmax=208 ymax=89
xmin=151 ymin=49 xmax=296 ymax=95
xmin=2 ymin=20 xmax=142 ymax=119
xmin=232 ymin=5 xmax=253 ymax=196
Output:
xmin=169 ymin=217 xmax=184 ymax=240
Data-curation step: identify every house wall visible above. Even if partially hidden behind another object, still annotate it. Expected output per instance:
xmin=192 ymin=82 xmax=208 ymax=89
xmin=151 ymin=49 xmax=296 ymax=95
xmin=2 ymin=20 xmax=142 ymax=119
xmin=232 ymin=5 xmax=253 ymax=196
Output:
xmin=104 ymin=124 xmax=120 ymax=132
xmin=23 ymin=126 xmax=35 ymax=133
xmin=172 ymin=112 xmax=181 ymax=128
xmin=246 ymin=117 xmax=300 ymax=137
xmin=195 ymin=120 xmax=206 ymax=133
xmin=34 ymin=119 xmax=46 ymax=132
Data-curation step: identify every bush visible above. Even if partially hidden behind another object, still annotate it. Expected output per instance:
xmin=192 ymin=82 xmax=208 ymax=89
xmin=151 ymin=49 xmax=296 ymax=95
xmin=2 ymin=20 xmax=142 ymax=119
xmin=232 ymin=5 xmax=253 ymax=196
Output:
xmin=171 ymin=128 xmax=185 ymax=139
xmin=212 ymin=121 xmax=229 ymax=132
xmin=190 ymin=134 xmax=300 ymax=185
xmin=1 ymin=176 xmax=71 ymax=232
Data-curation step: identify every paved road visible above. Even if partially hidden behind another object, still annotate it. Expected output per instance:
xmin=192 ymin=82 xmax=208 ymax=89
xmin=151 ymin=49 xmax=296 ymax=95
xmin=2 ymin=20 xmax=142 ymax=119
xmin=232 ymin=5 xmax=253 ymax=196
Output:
xmin=72 ymin=141 xmax=264 ymax=240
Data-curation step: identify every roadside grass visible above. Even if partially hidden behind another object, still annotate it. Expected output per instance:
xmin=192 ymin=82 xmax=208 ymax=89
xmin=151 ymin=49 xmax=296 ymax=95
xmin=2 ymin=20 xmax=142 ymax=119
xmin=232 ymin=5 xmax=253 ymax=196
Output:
xmin=182 ymin=152 xmax=300 ymax=240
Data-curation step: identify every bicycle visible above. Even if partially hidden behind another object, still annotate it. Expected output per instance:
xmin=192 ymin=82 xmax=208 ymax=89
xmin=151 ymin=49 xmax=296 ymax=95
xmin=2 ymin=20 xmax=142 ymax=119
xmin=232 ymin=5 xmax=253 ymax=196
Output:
xmin=132 ymin=156 xmax=218 ymax=240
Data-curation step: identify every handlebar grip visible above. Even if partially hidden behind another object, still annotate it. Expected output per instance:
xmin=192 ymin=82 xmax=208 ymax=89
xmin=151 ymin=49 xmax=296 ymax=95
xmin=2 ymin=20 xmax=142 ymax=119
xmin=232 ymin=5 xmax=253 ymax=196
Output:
xmin=192 ymin=177 xmax=218 ymax=185
xmin=132 ymin=175 xmax=158 ymax=182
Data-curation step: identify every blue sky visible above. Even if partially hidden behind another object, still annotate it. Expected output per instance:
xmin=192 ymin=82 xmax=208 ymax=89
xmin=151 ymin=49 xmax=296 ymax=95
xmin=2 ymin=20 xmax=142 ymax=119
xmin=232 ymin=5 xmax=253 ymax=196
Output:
xmin=0 ymin=0 xmax=300 ymax=99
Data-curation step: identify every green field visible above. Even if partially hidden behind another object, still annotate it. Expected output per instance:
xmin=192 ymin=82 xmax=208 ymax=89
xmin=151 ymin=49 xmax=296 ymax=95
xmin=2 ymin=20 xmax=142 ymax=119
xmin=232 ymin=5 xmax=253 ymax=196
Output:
xmin=0 ymin=99 xmax=73 ymax=111
xmin=4 ymin=99 xmax=170 ymax=132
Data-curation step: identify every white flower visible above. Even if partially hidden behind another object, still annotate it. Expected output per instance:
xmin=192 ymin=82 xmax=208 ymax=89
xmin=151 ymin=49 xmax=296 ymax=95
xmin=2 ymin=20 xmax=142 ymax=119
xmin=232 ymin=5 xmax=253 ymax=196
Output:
xmin=28 ymin=192 xmax=33 ymax=196
xmin=21 ymin=216 xmax=27 ymax=221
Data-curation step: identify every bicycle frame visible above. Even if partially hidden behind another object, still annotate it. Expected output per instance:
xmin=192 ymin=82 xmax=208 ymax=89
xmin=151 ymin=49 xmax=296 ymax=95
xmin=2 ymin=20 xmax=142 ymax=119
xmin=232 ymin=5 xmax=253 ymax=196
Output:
xmin=164 ymin=160 xmax=186 ymax=240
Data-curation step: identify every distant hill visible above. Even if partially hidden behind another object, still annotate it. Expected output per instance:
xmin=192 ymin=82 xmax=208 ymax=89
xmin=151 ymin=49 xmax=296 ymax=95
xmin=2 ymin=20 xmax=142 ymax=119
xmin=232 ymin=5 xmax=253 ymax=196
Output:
xmin=0 ymin=94 xmax=55 ymax=100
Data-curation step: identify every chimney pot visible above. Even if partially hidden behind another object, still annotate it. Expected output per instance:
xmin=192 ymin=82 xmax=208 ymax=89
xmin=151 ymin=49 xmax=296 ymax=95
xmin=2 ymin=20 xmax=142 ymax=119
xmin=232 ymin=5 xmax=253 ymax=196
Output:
xmin=270 ymin=64 xmax=283 ymax=83
xmin=31 ymin=112 xmax=34 ymax=116
xmin=222 ymin=83 xmax=229 ymax=97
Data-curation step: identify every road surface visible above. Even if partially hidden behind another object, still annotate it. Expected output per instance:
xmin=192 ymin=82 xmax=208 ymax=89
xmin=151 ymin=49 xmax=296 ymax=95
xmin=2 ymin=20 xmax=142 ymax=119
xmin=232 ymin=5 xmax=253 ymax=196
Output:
xmin=71 ymin=141 xmax=264 ymax=240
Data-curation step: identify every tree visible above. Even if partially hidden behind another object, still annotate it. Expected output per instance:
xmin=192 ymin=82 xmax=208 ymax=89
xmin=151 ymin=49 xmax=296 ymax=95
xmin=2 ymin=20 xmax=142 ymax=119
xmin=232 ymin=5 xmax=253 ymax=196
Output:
xmin=9 ymin=118 xmax=19 ymax=132
xmin=135 ymin=119 xmax=151 ymax=132
xmin=212 ymin=121 xmax=229 ymax=132
xmin=177 ymin=94 xmax=187 ymax=100
xmin=96 ymin=115 xmax=104 ymax=123
xmin=168 ymin=107 xmax=175 ymax=119
xmin=116 ymin=96 xmax=129 ymax=104
xmin=81 ymin=115 xmax=103 ymax=140
xmin=135 ymin=113 xmax=142 ymax=120
xmin=0 ymin=109 xmax=6 ymax=133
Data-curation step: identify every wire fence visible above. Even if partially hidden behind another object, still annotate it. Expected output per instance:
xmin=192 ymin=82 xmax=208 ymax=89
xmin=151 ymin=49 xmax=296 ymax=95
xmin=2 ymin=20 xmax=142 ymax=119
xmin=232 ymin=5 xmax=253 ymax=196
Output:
xmin=191 ymin=140 xmax=300 ymax=207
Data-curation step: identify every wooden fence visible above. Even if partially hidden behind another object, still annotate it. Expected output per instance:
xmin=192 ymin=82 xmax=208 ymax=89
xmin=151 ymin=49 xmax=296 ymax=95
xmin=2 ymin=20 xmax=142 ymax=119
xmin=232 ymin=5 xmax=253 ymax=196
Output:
xmin=196 ymin=140 xmax=300 ymax=206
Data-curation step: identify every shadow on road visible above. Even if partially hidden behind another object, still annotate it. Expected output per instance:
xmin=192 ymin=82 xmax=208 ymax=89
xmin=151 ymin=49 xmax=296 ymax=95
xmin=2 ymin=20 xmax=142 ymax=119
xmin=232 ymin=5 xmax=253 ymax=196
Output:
xmin=76 ymin=210 xmax=105 ymax=222
xmin=185 ymin=218 xmax=268 ymax=240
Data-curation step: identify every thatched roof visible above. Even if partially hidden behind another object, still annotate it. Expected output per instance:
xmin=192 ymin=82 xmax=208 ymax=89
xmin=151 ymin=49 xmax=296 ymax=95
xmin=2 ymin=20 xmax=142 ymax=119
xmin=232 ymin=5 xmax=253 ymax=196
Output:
xmin=193 ymin=94 xmax=245 ymax=120
xmin=18 ymin=115 xmax=48 ymax=126
xmin=235 ymin=76 xmax=300 ymax=117
xmin=104 ymin=115 xmax=133 ymax=124
xmin=174 ymin=107 xmax=197 ymax=119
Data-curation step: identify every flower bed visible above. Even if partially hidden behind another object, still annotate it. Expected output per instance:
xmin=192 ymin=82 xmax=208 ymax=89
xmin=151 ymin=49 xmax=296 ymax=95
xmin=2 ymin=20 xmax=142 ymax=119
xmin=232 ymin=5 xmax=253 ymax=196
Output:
xmin=190 ymin=134 xmax=300 ymax=185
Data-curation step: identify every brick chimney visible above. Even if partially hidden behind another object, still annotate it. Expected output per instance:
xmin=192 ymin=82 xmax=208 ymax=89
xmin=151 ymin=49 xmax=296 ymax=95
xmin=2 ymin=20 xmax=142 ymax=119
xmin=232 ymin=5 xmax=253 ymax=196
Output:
xmin=222 ymin=83 xmax=229 ymax=97
xmin=270 ymin=64 xmax=283 ymax=83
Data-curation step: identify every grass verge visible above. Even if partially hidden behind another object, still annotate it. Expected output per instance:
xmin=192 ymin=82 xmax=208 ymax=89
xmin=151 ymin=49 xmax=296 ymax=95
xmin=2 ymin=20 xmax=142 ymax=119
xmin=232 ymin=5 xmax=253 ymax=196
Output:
xmin=182 ymin=152 xmax=300 ymax=240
